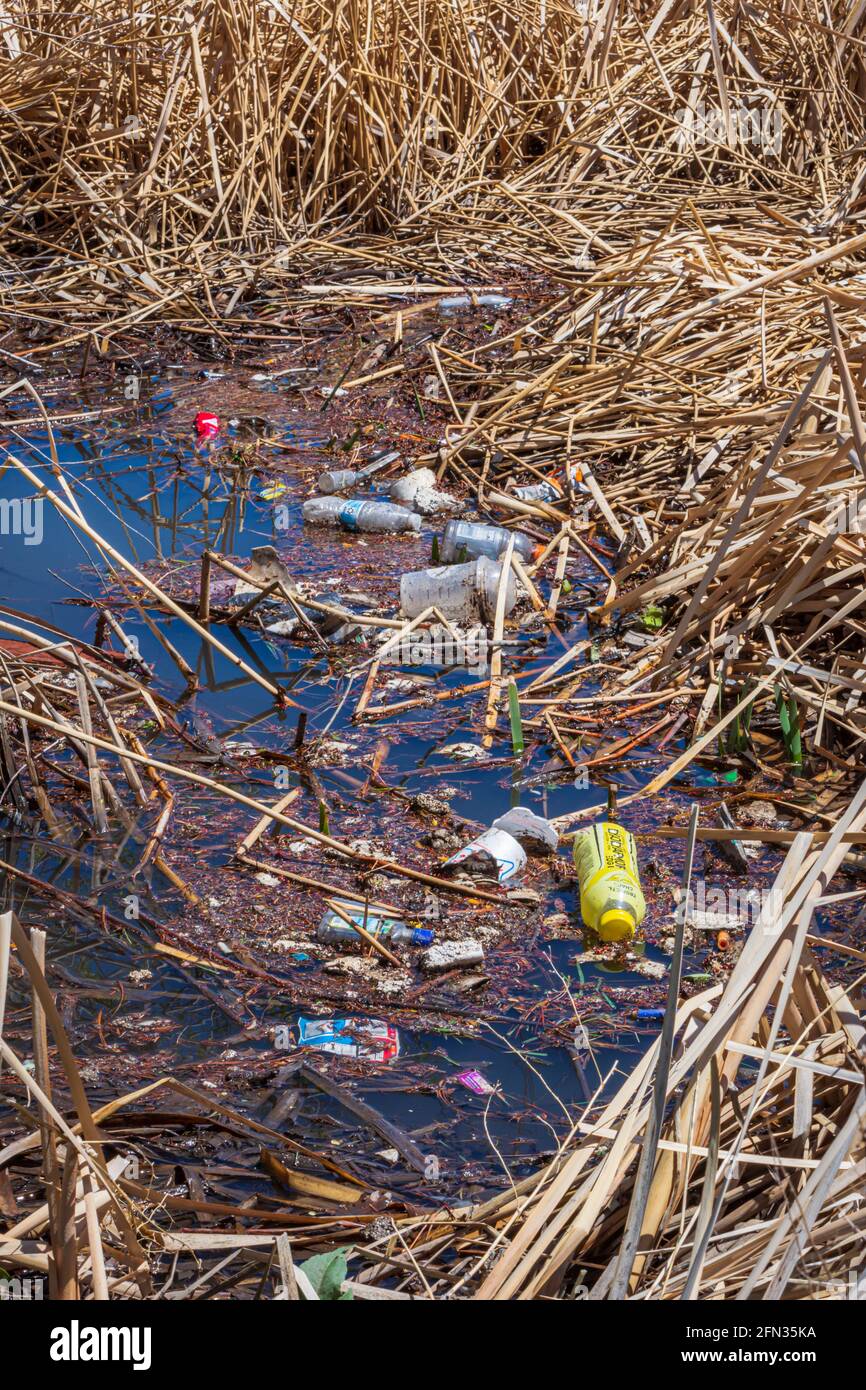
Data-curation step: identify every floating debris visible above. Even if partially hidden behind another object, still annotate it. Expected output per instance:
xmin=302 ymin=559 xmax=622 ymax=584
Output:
xmin=297 ymin=1017 xmax=400 ymax=1063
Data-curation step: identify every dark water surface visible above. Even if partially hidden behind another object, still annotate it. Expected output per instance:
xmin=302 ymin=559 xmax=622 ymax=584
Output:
xmin=0 ymin=365 xmax=783 ymax=1199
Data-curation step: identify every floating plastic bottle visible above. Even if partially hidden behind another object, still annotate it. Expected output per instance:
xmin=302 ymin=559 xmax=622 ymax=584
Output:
xmin=302 ymin=497 xmax=421 ymax=533
xmin=439 ymin=519 xmax=537 ymax=565
xmin=572 ymin=821 xmax=646 ymax=943
xmin=437 ymin=293 xmax=513 ymax=313
xmin=514 ymin=463 xmax=587 ymax=504
xmin=316 ymin=905 xmax=434 ymax=947
xmin=316 ymin=469 xmax=360 ymax=494
xmin=316 ymin=453 xmax=397 ymax=494
xmin=401 ymin=555 xmax=517 ymax=622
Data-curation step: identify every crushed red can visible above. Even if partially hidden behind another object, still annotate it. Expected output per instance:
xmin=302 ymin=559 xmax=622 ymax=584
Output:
xmin=195 ymin=411 xmax=220 ymax=438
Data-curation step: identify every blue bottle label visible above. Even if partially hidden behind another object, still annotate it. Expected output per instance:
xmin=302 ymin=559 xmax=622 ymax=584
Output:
xmin=339 ymin=500 xmax=365 ymax=529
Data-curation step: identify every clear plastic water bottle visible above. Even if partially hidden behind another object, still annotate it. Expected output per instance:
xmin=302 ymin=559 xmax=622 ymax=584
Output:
xmin=316 ymin=469 xmax=359 ymax=494
xmin=439 ymin=519 xmax=537 ymax=564
xmin=316 ymin=454 xmax=398 ymax=494
xmin=437 ymin=293 xmax=513 ymax=313
xmin=316 ymin=907 xmax=434 ymax=947
xmin=302 ymin=497 xmax=422 ymax=533
xmin=401 ymin=556 xmax=517 ymax=622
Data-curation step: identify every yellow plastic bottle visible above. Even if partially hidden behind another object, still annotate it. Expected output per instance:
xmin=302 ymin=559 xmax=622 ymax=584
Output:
xmin=573 ymin=821 xmax=646 ymax=942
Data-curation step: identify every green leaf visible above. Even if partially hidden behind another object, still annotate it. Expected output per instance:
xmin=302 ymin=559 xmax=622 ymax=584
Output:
xmin=298 ymin=1247 xmax=353 ymax=1300
xmin=741 ymin=692 xmax=755 ymax=735
xmin=723 ymin=681 xmax=755 ymax=755
xmin=775 ymin=685 xmax=803 ymax=767
xmin=508 ymin=680 xmax=524 ymax=755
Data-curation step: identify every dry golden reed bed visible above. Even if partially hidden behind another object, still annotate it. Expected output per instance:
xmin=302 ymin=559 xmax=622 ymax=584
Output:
xmin=0 ymin=0 xmax=863 ymax=341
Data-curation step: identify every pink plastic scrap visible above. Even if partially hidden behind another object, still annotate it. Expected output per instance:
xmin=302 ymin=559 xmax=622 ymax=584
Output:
xmin=454 ymin=1068 xmax=495 ymax=1095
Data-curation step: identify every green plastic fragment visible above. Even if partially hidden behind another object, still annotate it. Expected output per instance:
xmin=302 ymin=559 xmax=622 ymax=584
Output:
xmin=640 ymin=603 xmax=665 ymax=630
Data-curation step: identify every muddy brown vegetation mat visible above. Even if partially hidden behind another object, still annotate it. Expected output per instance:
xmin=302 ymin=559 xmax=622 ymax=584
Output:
xmin=1 ymin=0 xmax=866 ymax=1300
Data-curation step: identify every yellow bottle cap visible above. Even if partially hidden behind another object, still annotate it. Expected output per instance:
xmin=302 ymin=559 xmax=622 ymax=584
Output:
xmin=598 ymin=909 xmax=635 ymax=942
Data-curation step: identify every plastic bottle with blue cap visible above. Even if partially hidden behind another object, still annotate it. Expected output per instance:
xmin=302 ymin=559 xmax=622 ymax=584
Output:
xmin=316 ymin=905 xmax=434 ymax=947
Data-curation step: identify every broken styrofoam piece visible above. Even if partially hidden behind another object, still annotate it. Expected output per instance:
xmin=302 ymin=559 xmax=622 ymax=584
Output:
xmin=688 ymin=909 xmax=748 ymax=934
xmin=234 ymin=545 xmax=298 ymax=599
xmin=388 ymin=466 xmax=435 ymax=498
xmin=389 ymin=467 xmax=457 ymax=516
xmin=249 ymin=545 xmax=298 ymax=592
xmin=439 ymin=742 xmax=488 ymax=761
xmin=421 ymin=939 xmax=485 ymax=971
